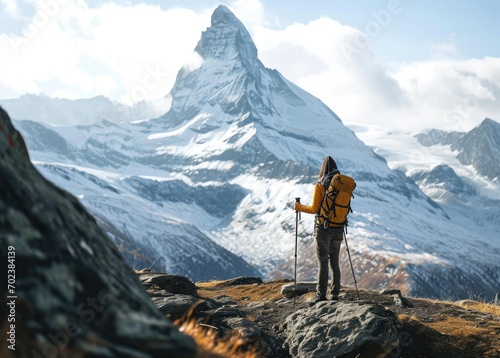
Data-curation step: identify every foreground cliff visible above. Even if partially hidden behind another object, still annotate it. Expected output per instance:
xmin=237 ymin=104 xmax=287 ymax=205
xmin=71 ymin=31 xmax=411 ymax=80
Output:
xmin=0 ymin=106 xmax=196 ymax=357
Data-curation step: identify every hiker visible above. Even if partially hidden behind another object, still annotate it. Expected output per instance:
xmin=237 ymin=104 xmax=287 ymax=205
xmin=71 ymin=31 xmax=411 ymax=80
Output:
xmin=294 ymin=156 xmax=343 ymax=305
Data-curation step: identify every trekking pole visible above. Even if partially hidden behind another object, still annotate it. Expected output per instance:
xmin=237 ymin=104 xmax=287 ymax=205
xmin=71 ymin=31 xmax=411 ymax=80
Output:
xmin=343 ymin=226 xmax=360 ymax=300
xmin=294 ymin=197 xmax=301 ymax=307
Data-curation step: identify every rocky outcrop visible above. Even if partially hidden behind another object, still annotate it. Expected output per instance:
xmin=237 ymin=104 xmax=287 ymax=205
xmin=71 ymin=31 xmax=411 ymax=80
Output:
xmin=140 ymin=273 xmax=198 ymax=295
xmin=452 ymin=118 xmax=500 ymax=180
xmin=283 ymin=302 xmax=401 ymax=358
xmin=415 ymin=119 xmax=500 ymax=180
xmin=152 ymin=294 xmax=211 ymax=320
xmin=144 ymin=276 xmax=406 ymax=358
xmin=281 ymin=282 xmax=316 ymax=298
xmin=415 ymin=128 xmax=464 ymax=147
xmin=0 ymin=106 xmax=196 ymax=357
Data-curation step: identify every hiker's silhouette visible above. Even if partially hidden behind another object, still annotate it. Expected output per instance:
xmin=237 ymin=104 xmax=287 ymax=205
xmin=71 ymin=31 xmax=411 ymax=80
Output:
xmin=294 ymin=156 xmax=344 ymax=305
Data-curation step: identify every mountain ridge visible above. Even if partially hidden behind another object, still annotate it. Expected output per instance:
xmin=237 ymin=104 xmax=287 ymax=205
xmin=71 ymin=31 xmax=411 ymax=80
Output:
xmin=453 ymin=118 xmax=500 ymax=180
xmin=416 ymin=118 xmax=500 ymax=180
xmin=0 ymin=93 xmax=168 ymax=126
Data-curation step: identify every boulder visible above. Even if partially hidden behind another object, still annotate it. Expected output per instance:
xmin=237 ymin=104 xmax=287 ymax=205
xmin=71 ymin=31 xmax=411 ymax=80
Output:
xmin=380 ymin=289 xmax=414 ymax=308
xmin=0 ymin=107 xmax=197 ymax=357
xmin=198 ymin=305 xmax=261 ymax=340
xmin=281 ymin=282 xmax=316 ymax=298
xmin=140 ymin=273 xmax=197 ymax=296
xmin=283 ymin=302 xmax=401 ymax=358
xmin=224 ymin=316 xmax=261 ymax=340
xmin=152 ymin=294 xmax=212 ymax=320
xmin=217 ymin=276 xmax=263 ymax=286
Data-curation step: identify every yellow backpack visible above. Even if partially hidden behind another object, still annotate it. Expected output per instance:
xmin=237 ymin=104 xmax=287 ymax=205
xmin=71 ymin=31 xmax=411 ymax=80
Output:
xmin=315 ymin=173 xmax=356 ymax=229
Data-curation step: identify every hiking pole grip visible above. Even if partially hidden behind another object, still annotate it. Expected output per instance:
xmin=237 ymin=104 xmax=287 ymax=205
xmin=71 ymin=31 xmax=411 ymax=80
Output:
xmin=295 ymin=197 xmax=301 ymax=220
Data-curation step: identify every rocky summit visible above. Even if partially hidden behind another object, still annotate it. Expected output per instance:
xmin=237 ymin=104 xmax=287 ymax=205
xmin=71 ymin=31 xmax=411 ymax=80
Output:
xmin=150 ymin=274 xmax=500 ymax=358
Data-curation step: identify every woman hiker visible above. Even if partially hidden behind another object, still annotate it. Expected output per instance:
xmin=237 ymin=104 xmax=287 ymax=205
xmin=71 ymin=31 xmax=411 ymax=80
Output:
xmin=294 ymin=155 xmax=344 ymax=305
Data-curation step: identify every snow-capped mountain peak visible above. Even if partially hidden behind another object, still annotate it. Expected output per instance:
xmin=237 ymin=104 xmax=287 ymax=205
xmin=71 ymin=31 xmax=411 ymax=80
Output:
xmin=157 ymin=6 xmax=354 ymax=169
xmin=452 ymin=118 xmax=500 ymax=180
xmin=9 ymin=6 xmax=500 ymax=300
xmin=416 ymin=118 xmax=500 ymax=181
xmin=196 ymin=5 xmax=258 ymax=65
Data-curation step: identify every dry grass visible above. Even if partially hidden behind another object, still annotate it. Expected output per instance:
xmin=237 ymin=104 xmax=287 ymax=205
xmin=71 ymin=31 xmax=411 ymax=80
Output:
xmin=428 ymin=316 xmax=493 ymax=336
xmin=397 ymin=297 xmax=500 ymax=358
xmin=455 ymin=299 xmax=500 ymax=316
xmin=398 ymin=314 xmax=500 ymax=358
xmin=176 ymin=318 xmax=260 ymax=358
xmin=197 ymin=279 xmax=287 ymax=304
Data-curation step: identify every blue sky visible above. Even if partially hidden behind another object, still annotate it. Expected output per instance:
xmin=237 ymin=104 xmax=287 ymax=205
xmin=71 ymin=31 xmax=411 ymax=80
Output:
xmin=273 ymin=0 xmax=500 ymax=62
xmin=77 ymin=0 xmax=499 ymax=63
xmin=0 ymin=0 xmax=499 ymax=131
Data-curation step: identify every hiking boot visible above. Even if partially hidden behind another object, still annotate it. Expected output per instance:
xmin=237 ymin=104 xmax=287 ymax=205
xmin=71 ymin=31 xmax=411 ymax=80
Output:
xmin=309 ymin=295 xmax=327 ymax=306
xmin=330 ymin=294 xmax=339 ymax=301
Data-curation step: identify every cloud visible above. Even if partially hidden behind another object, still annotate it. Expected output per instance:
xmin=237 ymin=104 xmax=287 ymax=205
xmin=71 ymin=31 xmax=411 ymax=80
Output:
xmin=249 ymin=11 xmax=500 ymax=132
xmin=0 ymin=1 xmax=212 ymax=103
xmin=252 ymin=16 xmax=409 ymax=128
xmin=228 ymin=0 xmax=266 ymax=28
xmin=390 ymin=57 xmax=500 ymax=131
xmin=1 ymin=0 xmax=499 ymax=133
xmin=427 ymin=36 xmax=460 ymax=60
xmin=1 ymin=0 xmax=20 ymax=18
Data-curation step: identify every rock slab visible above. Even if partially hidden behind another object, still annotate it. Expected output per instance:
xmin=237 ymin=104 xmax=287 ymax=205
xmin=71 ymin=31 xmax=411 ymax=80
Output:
xmin=283 ymin=302 xmax=400 ymax=358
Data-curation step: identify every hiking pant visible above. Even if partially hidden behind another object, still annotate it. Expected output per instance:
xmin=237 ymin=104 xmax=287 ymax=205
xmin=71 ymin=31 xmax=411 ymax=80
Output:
xmin=314 ymin=227 xmax=343 ymax=297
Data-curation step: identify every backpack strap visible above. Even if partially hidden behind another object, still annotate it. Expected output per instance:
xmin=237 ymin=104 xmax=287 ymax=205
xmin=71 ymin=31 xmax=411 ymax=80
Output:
xmin=317 ymin=188 xmax=339 ymax=229
xmin=332 ymin=193 xmax=352 ymax=217
xmin=315 ymin=183 xmax=330 ymax=226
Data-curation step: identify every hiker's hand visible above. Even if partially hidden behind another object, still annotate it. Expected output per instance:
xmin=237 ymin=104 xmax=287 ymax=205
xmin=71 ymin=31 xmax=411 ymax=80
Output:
xmin=294 ymin=202 xmax=300 ymax=211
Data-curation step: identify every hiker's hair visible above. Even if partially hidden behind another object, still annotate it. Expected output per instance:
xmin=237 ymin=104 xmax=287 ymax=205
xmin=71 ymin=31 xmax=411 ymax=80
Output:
xmin=318 ymin=156 xmax=338 ymax=180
